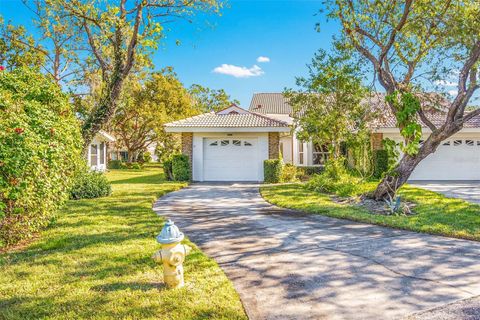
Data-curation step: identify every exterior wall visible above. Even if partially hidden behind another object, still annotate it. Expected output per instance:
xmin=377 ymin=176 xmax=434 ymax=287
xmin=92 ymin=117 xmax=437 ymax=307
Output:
xmin=181 ymin=132 xmax=193 ymax=172
xmin=371 ymin=133 xmax=384 ymax=150
xmin=192 ymin=132 xmax=269 ymax=181
xmin=87 ymin=136 xmax=108 ymax=171
xmin=268 ymin=132 xmax=280 ymax=159
xmin=280 ymin=135 xmax=293 ymax=164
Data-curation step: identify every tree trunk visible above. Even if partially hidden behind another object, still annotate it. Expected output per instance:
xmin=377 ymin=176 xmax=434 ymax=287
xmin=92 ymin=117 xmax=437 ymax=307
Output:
xmin=81 ymin=72 xmax=125 ymax=150
xmin=372 ymin=129 xmax=457 ymax=200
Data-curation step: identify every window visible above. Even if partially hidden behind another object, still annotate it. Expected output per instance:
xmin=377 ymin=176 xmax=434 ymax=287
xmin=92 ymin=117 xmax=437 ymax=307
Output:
xmin=120 ymin=151 xmax=128 ymax=162
xmin=244 ymin=141 xmax=253 ymax=146
xmin=443 ymin=141 xmax=451 ymax=146
xmin=466 ymin=140 xmax=474 ymax=146
xmin=90 ymin=144 xmax=98 ymax=166
xmin=209 ymin=141 xmax=218 ymax=146
xmin=313 ymin=143 xmax=329 ymax=165
xmin=221 ymin=140 xmax=230 ymax=146
xmin=233 ymin=140 xmax=241 ymax=146
xmin=228 ymin=111 xmax=239 ymax=115
xmin=454 ymin=140 xmax=462 ymax=146
xmin=99 ymin=143 xmax=105 ymax=165
xmin=298 ymin=143 xmax=304 ymax=165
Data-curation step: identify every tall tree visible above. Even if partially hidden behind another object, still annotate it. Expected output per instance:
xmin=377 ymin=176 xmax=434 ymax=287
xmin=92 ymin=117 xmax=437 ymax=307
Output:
xmin=110 ymin=69 xmax=198 ymax=162
xmin=189 ymin=84 xmax=240 ymax=112
xmin=326 ymin=0 xmax=480 ymax=199
xmin=286 ymin=48 xmax=369 ymax=166
xmin=24 ymin=0 xmax=221 ymax=148
xmin=0 ymin=18 xmax=45 ymax=70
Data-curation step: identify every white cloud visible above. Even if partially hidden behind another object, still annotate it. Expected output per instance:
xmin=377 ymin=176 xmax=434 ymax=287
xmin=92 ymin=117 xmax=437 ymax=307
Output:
xmin=448 ymin=90 xmax=458 ymax=96
xmin=256 ymin=56 xmax=270 ymax=63
xmin=435 ymin=80 xmax=457 ymax=87
xmin=212 ymin=64 xmax=264 ymax=78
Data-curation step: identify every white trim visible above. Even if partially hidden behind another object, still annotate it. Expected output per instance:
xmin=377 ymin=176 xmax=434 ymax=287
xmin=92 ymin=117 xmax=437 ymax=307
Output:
xmin=375 ymin=127 xmax=480 ymax=134
xmin=165 ymin=127 xmax=290 ymax=133
xmin=97 ymin=130 xmax=116 ymax=142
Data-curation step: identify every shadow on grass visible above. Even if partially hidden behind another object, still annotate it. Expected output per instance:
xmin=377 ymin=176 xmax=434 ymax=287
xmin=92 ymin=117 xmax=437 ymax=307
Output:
xmin=91 ymin=281 xmax=167 ymax=292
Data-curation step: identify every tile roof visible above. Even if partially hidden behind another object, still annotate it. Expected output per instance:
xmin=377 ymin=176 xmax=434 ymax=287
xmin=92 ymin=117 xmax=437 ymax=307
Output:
xmin=164 ymin=110 xmax=290 ymax=128
xmin=249 ymin=93 xmax=292 ymax=115
xmin=248 ymin=92 xmax=480 ymax=129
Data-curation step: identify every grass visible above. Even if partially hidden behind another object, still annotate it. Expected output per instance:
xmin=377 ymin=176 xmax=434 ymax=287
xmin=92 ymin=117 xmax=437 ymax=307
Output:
xmin=261 ymin=182 xmax=480 ymax=241
xmin=0 ymin=167 xmax=247 ymax=320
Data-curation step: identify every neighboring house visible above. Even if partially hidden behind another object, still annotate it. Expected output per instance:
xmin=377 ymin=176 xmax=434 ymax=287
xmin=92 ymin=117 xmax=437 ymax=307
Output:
xmin=109 ymin=142 xmax=159 ymax=162
xmin=165 ymin=93 xmax=480 ymax=182
xmin=164 ymin=104 xmax=290 ymax=181
xmin=87 ymin=130 xmax=116 ymax=171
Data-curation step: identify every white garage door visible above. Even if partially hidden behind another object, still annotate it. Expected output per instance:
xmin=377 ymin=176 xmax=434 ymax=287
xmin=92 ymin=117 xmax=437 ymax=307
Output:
xmin=203 ymin=138 xmax=259 ymax=181
xmin=410 ymin=138 xmax=480 ymax=180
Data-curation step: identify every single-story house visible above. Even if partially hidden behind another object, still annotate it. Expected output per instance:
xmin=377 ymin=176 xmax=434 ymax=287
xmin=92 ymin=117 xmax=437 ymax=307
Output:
xmin=165 ymin=93 xmax=480 ymax=181
xmin=87 ymin=130 xmax=116 ymax=171
xmin=109 ymin=142 xmax=159 ymax=163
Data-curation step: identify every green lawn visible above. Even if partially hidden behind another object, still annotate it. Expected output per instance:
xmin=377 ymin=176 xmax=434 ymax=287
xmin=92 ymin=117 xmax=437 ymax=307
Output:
xmin=261 ymin=183 xmax=480 ymax=241
xmin=0 ymin=167 xmax=247 ymax=320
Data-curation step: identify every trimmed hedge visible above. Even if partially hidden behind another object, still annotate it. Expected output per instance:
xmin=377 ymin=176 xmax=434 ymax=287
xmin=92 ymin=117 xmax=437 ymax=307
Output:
xmin=264 ymin=159 xmax=283 ymax=183
xmin=373 ymin=149 xmax=389 ymax=179
xmin=172 ymin=154 xmax=190 ymax=181
xmin=69 ymin=169 xmax=112 ymax=200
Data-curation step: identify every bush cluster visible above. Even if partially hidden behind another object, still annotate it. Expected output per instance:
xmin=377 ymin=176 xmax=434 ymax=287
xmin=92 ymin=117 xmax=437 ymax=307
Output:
xmin=69 ymin=168 xmax=112 ymax=200
xmin=163 ymin=154 xmax=190 ymax=181
xmin=306 ymin=158 xmax=363 ymax=197
xmin=107 ymin=160 xmax=123 ymax=169
xmin=295 ymin=166 xmax=324 ymax=180
xmin=0 ymin=68 xmax=82 ymax=246
xmin=171 ymin=154 xmax=190 ymax=181
xmin=264 ymin=159 xmax=283 ymax=183
xmin=281 ymin=164 xmax=298 ymax=182
xmin=306 ymin=172 xmax=363 ymax=197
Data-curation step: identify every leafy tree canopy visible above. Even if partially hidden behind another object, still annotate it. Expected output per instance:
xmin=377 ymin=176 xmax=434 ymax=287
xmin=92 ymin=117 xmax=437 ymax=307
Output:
xmin=189 ymin=84 xmax=240 ymax=112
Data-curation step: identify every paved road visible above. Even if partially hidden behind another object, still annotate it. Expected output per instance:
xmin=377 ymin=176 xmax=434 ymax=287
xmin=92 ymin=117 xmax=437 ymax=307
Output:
xmin=409 ymin=181 xmax=480 ymax=204
xmin=153 ymin=183 xmax=480 ymax=320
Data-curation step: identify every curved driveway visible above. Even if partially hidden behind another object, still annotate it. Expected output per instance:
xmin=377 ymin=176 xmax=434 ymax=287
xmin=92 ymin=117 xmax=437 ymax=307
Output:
xmin=153 ymin=183 xmax=480 ymax=320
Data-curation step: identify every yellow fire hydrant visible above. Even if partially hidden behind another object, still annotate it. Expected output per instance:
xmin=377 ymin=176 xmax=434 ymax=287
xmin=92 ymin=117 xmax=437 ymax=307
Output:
xmin=152 ymin=219 xmax=191 ymax=289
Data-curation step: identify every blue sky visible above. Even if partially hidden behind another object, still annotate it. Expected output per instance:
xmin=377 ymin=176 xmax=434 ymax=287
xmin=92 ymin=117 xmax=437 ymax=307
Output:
xmin=0 ymin=0 xmax=338 ymax=107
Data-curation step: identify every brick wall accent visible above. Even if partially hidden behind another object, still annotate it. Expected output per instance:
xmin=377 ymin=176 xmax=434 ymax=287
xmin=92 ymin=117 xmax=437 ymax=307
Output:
xmin=268 ymin=132 xmax=280 ymax=159
xmin=371 ymin=133 xmax=383 ymax=150
xmin=181 ymin=132 xmax=193 ymax=170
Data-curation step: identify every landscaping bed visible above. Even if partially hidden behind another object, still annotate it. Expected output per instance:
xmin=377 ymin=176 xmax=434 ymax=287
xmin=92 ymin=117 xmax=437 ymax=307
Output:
xmin=0 ymin=167 xmax=247 ymax=320
xmin=261 ymin=183 xmax=480 ymax=241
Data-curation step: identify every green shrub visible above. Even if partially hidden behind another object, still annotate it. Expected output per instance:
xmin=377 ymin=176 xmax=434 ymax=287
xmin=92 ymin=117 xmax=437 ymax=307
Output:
xmin=373 ymin=149 xmax=389 ymax=179
xmin=163 ymin=158 xmax=174 ymax=181
xmin=131 ymin=162 xmax=142 ymax=170
xmin=281 ymin=164 xmax=297 ymax=182
xmin=264 ymin=159 xmax=283 ymax=183
xmin=172 ymin=154 xmax=190 ymax=181
xmin=143 ymin=152 xmax=152 ymax=163
xmin=108 ymin=160 xmax=123 ymax=169
xmin=69 ymin=169 xmax=112 ymax=200
xmin=0 ymin=68 xmax=82 ymax=246
xmin=306 ymin=173 xmax=362 ymax=197
xmin=295 ymin=166 xmax=324 ymax=181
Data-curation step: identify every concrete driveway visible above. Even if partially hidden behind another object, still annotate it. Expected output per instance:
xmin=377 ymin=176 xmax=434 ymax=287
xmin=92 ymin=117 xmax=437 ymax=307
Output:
xmin=153 ymin=183 xmax=480 ymax=320
xmin=409 ymin=181 xmax=480 ymax=204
